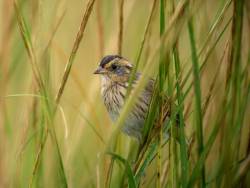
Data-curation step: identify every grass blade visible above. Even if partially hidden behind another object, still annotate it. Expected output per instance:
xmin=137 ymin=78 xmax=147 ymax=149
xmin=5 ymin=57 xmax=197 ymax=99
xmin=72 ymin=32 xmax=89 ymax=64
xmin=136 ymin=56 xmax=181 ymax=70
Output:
xmin=107 ymin=152 xmax=137 ymax=188
xmin=118 ymin=0 xmax=124 ymax=55
xmin=55 ymin=0 xmax=96 ymax=105
xmin=173 ymin=46 xmax=189 ymax=187
xmin=188 ymin=18 xmax=205 ymax=187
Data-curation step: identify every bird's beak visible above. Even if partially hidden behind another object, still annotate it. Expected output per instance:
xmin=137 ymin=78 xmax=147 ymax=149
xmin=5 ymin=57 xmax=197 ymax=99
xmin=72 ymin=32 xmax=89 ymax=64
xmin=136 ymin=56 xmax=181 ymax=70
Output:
xmin=93 ymin=66 xmax=106 ymax=74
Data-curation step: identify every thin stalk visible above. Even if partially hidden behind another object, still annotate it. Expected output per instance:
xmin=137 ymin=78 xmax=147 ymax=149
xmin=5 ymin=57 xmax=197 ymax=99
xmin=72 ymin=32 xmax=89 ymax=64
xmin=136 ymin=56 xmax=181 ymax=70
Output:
xmin=126 ymin=0 xmax=158 ymax=99
xmin=180 ymin=0 xmax=232 ymax=90
xmin=14 ymin=1 xmax=68 ymax=187
xmin=14 ymin=0 xmax=45 ymax=91
xmin=118 ymin=0 xmax=124 ymax=55
xmin=202 ymin=42 xmax=227 ymax=116
xmin=105 ymin=158 xmax=115 ymax=188
xmin=21 ymin=0 xmax=96 ymax=186
xmin=96 ymin=0 xmax=104 ymax=58
xmin=166 ymin=1 xmax=178 ymax=187
xmin=120 ymin=1 xmax=189 ymax=180
xmin=181 ymin=17 xmax=232 ymax=112
xmin=106 ymin=0 xmax=189 ymax=165
xmin=55 ymin=0 xmax=96 ymax=105
xmin=42 ymin=9 xmax=66 ymax=59
xmin=187 ymin=95 xmax=230 ymax=187
xmin=188 ymin=19 xmax=205 ymax=187
xmin=157 ymin=0 xmax=166 ymax=187
xmin=223 ymin=0 xmax=244 ymax=186
xmin=173 ymin=46 xmax=189 ymax=187
xmin=233 ymin=149 xmax=250 ymax=185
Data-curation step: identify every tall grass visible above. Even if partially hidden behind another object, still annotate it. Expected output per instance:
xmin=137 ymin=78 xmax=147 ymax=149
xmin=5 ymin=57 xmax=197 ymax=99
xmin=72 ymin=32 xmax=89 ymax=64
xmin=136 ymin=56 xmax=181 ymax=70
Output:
xmin=0 ymin=0 xmax=249 ymax=187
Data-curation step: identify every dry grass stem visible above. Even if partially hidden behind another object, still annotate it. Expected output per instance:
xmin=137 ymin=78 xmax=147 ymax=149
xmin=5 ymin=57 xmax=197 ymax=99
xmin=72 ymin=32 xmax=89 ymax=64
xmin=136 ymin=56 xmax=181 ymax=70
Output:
xmin=55 ymin=0 xmax=96 ymax=105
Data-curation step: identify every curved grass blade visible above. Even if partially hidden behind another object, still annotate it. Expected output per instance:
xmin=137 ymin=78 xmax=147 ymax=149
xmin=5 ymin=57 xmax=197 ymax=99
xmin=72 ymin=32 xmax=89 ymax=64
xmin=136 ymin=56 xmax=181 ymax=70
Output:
xmin=106 ymin=152 xmax=137 ymax=188
xmin=14 ymin=2 xmax=68 ymax=187
xmin=135 ymin=142 xmax=157 ymax=184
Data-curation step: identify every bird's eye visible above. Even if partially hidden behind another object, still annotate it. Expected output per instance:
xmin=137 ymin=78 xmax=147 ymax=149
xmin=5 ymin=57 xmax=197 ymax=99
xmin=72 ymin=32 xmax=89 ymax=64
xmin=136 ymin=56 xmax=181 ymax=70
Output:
xmin=111 ymin=64 xmax=117 ymax=70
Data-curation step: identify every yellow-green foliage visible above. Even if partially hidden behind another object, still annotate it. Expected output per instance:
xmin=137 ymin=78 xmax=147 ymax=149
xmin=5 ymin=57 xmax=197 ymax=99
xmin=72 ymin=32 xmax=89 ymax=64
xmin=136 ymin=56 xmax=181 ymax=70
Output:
xmin=0 ymin=0 xmax=249 ymax=187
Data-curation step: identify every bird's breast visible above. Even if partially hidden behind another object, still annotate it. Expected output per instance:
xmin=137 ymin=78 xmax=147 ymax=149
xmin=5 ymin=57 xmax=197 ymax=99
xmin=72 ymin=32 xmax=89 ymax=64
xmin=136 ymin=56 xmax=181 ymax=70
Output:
xmin=101 ymin=82 xmax=126 ymax=121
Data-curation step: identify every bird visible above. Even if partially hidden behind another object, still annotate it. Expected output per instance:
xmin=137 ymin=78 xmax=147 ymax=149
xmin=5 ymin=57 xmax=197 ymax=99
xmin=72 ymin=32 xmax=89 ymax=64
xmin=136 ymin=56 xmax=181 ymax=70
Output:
xmin=94 ymin=55 xmax=170 ymax=143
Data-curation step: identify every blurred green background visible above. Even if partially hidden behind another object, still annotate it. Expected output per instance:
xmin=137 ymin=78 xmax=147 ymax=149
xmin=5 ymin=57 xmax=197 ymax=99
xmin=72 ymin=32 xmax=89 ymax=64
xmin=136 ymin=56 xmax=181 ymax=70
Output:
xmin=0 ymin=0 xmax=249 ymax=187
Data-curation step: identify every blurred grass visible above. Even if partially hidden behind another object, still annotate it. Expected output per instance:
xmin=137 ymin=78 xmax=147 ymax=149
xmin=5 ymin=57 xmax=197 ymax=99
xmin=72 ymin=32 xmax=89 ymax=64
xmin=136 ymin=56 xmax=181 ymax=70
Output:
xmin=0 ymin=0 xmax=250 ymax=187
xmin=188 ymin=18 xmax=205 ymax=187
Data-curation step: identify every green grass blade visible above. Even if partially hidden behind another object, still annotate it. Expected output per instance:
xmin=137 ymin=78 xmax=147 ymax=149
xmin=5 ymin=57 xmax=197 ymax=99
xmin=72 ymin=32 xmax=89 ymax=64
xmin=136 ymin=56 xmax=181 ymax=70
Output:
xmin=188 ymin=19 xmax=205 ymax=187
xmin=187 ymin=101 xmax=229 ymax=187
xmin=135 ymin=142 xmax=157 ymax=184
xmin=157 ymin=0 xmax=166 ymax=187
xmin=107 ymin=152 xmax=137 ymax=188
xmin=173 ymin=47 xmax=189 ymax=187
xmin=126 ymin=0 xmax=157 ymax=98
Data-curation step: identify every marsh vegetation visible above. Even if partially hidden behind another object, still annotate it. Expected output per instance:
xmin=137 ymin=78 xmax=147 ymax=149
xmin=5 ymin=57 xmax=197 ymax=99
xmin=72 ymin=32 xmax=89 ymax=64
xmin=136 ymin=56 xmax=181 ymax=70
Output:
xmin=0 ymin=0 xmax=250 ymax=187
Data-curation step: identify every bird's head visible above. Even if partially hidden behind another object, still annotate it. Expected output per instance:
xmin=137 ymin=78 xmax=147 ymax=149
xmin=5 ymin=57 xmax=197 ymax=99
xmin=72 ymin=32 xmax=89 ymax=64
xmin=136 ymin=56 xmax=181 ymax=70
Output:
xmin=94 ymin=55 xmax=133 ymax=83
